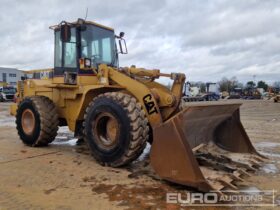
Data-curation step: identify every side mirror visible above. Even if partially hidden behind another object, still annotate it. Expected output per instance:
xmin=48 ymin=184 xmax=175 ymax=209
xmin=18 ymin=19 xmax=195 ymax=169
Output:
xmin=119 ymin=32 xmax=125 ymax=38
xmin=60 ymin=23 xmax=71 ymax=42
xmin=118 ymin=39 xmax=128 ymax=54
xmin=21 ymin=76 xmax=27 ymax=81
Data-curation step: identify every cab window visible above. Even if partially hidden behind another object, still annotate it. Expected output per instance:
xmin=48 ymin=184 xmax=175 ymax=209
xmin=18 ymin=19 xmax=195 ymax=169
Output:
xmin=54 ymin=28 xmax=77 ymax=68
xmin=64 ymin=28 xmax=77 ymax=68
xmin=54 ymin=31 xmax=62 ymax=67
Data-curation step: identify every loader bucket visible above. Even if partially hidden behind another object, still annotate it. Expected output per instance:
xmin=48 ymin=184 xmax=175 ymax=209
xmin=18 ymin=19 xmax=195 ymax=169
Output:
xmin=150 ymin=102 xmax=265 ymax=192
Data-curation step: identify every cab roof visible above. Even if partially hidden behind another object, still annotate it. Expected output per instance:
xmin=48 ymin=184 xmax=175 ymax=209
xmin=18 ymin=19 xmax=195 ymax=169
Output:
xmin=49 ymin=19 xmax=114 ymax=31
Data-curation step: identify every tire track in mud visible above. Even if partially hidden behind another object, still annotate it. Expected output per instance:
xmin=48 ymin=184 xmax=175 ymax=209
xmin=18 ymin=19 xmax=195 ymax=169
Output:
xmin=0 ymin=151 xmax=59 ymax=164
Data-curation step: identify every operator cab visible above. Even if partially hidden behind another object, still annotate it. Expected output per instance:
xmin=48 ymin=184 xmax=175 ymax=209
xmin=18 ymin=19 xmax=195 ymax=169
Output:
xmin=50 ymin=19 xmax=127 ymax=84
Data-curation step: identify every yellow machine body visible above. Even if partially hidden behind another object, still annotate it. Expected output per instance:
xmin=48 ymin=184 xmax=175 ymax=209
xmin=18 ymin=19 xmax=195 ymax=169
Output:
xmin=11 ymin=64 xmax=185 ymax=132
xmin=10 ymin=19 xmax=265 ymax=193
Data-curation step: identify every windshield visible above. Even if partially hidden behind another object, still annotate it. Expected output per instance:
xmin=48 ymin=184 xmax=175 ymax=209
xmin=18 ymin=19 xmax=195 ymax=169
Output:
xmin=81 ymin=25 xmax=117 ymax=67
xmin=3 ymin=87 xmax=16 ymax=94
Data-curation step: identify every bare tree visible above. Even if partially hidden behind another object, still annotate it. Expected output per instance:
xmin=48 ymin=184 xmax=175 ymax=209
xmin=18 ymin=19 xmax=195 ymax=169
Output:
xmin=257 ymin=80 xmax=268 ymax=91
xmin=246 ymin=81 xmax=256 ymax=88
xmin=218 ymin=77 xmax=240 ymax=92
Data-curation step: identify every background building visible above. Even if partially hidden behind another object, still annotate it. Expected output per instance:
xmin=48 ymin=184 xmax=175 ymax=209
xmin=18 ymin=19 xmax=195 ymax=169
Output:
xmin=0 ymin=67 xmax=25 ymax=87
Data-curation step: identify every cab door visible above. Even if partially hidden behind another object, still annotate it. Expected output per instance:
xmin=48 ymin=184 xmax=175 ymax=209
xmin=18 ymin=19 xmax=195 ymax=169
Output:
xmin=53 ymin=28 xmax=78 ymax=84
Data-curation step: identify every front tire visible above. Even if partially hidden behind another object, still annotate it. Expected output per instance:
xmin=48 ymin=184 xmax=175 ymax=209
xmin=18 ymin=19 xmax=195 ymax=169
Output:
xmin=16 ymin=96 xmax=59 ymax=146
xmin=83 ymin=92 xmax=149 ymax=167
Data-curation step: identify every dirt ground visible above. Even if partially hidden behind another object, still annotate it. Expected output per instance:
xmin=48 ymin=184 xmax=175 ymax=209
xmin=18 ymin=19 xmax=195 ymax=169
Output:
xmin=0 ymin=100 xmax=279 ymax=210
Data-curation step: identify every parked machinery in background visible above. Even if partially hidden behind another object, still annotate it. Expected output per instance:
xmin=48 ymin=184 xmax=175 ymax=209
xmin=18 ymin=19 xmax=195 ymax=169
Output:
xmin=228 ymin=88 xmax=242 ymax=99
xmin=183 ymin=82 xmax=219 ymax=102
xmin=227 ymin=87 xmax=262 ymax=100
xmin=205 ymin=82 xmax=220 ymax=101
xmin=266 ymin=87 xmax=280 ymax=102
xmin=274 ymin=95 xmax=280 ymax=102
xmin=272 ymin=87 xmax=280 ymax=102
xmin=182 ymin=82 xmax=203 ymax=102
xmin=242 ymin=87 xmax=262 ymax=100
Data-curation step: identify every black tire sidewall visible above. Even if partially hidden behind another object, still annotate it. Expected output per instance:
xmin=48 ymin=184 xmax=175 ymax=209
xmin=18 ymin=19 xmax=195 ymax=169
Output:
xmin=85 ymin=97 xmax=131 ymax=164
xmin=16 ymin=98 xmax=41 ymax=145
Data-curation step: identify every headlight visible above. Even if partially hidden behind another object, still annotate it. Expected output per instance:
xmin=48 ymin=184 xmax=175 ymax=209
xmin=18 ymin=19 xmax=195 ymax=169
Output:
xmin=85 ymin=58 xmax=91 ymax=68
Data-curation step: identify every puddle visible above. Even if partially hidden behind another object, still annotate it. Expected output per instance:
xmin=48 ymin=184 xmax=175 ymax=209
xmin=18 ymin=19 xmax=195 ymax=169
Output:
xmin=261 ymin=163 xmax=278 ymax=174
xmin=52 ymin=126 xmax=77 ymax=146
xmin=254 ymin=142 xmax=280 ymax=159
xmin=90 ymin=182 xmax=181 ymax=210
xmin=56 ymin=136 xmax=68 ymax=140
xmin=260 ymin=151 xmax=280 ymax=158
xmin=239 ymin=186 xmax=262 ymax=195
xmin=58 ymin=126 xmax=71 ymax=133
xmin=138 ymin=144 xmax=151 ymax=161
xmin=255 ymin=142 xmax=280 ymax=148
xmin=52 ymin=138 xmax=77 ymax=146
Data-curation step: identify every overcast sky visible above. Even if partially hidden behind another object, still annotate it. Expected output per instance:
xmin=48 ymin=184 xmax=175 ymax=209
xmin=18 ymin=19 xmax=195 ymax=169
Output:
xmin=0 ymin=0 xmax=280 ymax=84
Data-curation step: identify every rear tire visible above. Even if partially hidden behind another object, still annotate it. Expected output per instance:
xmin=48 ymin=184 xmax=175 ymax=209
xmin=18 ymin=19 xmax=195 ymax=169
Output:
xmin=16 ymin=96 xmax=59 ymax=146
xmin=83 ymin=92 xmax=149 ymax=167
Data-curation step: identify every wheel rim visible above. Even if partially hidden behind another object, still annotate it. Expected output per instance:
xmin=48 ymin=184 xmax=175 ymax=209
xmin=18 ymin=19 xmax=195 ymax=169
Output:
xmin=93 ymin=113 xmax=120 ymax=150
xmin=22 ymin=109 xmax=35 ymax=135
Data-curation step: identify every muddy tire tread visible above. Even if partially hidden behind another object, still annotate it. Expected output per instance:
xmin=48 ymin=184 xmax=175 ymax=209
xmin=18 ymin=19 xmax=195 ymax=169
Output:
xmin=83 ymin=92 xmax=149 ymax=167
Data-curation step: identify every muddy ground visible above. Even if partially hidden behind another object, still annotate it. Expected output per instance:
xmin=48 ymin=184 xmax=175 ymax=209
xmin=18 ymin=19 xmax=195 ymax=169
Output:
xmin=0 ymin=100 xmax=279 ymax=210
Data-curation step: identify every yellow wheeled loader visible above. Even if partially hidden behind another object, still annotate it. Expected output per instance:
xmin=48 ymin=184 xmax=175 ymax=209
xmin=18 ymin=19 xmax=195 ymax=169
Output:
xmin=274 ymin=95 xmax=280 ymax=102
xmin=10 ymin=19 xmax=265 ymax=193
